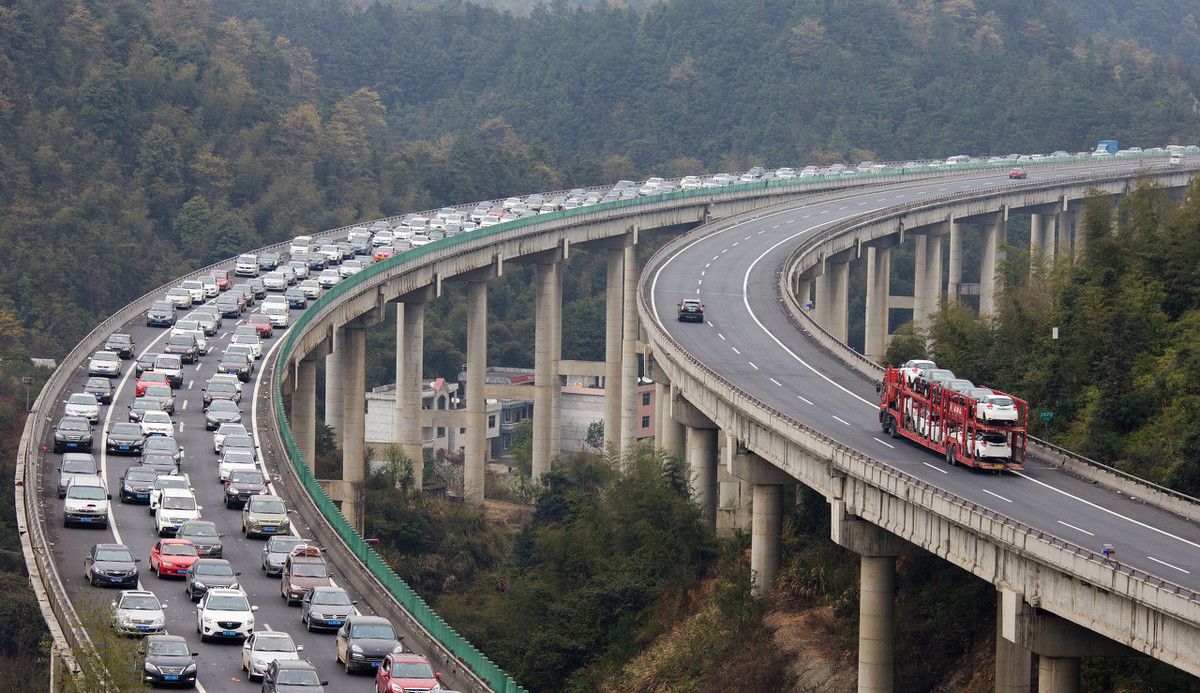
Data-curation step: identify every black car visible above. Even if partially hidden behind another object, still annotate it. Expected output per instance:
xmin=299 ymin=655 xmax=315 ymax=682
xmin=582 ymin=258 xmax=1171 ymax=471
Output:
xmin=146 ymin=301 xmax=176 ymax=327
xmin=262 ymin=659 xmax=327 ymax=692
xmin=142 ymin=385 xmax=177 ymax=415
xmin=204 ymin=399 xmax=242 ymax=431
xmin=202 ymin=379 xmax=242 ymax=408
xmin=178 ymin=520 xmax=223 ymax=558
xmin=215 ymin=295 xmax=241 ymax=318
xmin=304 ymin=253 xmax=327 ymax=271
xmin=119 ymin=466 xmax=158 ymax=504
xmin=301 ymin=586 xmax=356 ymax=632
xmin=261 ymin=536 xmax=310 ymax=577
xmin=184 ymin=558 xmax=240 ymax=601
xmin=284 ymin=288 xmax=308 ymax=309
xmin=140 ymin=452 xmax=180 ymax=476
xmin=104 ymin=333 xmax=135 ymax=359
xmin=335 ymin=615 xmax=404 ymax=672
xmin=259 ymin=252 xmax=282 ymax=271
xmin=84 ymin=543 xmax=140 ymax=588
xmin=139 ymin=634 xmax=198 ymax=688
xmin=135 ymin=352 xmax=161 ymax=377
xmin=143 ymin=436 xmax=183 ymax=465
xmin=84 ymin=376 xmax=113 ymax=404
xmin=217 ymin=352 xmax=253 ymax=382
xmin=53 ymin=416 xmax=94 ymax=453
xmin=107 ymin=422 xmax=146 ymax=455
xmin=246 ymin=278 xmax=267 ymax=299
xmin=163 ymin=334 xmax=199 ymax=364
xmin=677 ymin=298 xmax=704 ymax=322
xmin=128 ymin=398 xmax=165 ymax=423
xmin=224 ymin=469 xmax=269 ymax=508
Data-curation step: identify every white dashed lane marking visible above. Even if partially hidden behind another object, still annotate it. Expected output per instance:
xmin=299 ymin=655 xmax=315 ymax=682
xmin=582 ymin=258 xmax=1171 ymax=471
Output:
xmin=832 ymin=415 xmax=850 ymax=426
xmin=769 ymin=378 xmax=783 ymax=387
xmin=1057 ymin=520 xmax=1094 ymax=537
xmin=731 ymin=346 xmax=741 ymax=355
xmin=982 ymin=489 xmax=1012 ymax=503
xmin=873 ymin=437 xmax=895 ymax=449
xmin=1148 ymin=556 xmax=1191 ymax=575
xmin=797 ymin=395 xmax=813 ymax=405
xmin=748 ymin=362 xmax=759 ymax=370
xmin=923 ymin=462 xmax=949 ymax=475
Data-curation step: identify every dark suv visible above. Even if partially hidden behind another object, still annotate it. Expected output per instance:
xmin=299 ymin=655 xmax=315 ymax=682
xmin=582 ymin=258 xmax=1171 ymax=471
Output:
xmin=677 ymin=299 xmax=704 ymax=322
xmin=224 ymin=469 xmax=269 ymax=508
xmin=104 ymin=333 xmax=135 ymax=359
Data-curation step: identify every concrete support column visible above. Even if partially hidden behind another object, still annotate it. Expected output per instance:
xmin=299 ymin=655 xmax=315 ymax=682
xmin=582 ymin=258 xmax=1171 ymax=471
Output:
xmin=813 ymin=270 xmax=831 ymax=327
xmin=395 ymin=301 xmax=425 ymax=489
xmin=533 ymin=260 xmax=561 ymax=480
xmin=604 ymin=248 xmax=624 ymax=451
xmin=858 ymin=555 xmax=897 ymax=693
xmin=1072 ymin=206 xmax=1086 ymax=262
xmin=324 ymin=328 xmax=344 ymax=446
xmin=659 ymin=398 xmax=685 ymax=461
xmin=913 ymin=233 xmax=942 ymax=327
xmin=827 ymin=258 xmax=850 ymax=342
xmin=979 ymin=212 xmax=1004 ymax=318
xmin=1056 ymin=208 xmax=1074 ymax=258
xmin=550 ymin=260 xmax=562 ymax=458
xmin=464 ymin=281 xmax=487 ymax=503
xmin=947 ymin=218 xmax=962 ymax=302
xmin=1038 ymin=657 xmax=1081 ymax=693
xmin=293 ymin=357 xmax=317 ymax=471
xmin=340 ymin=325 xmax=366 ymax=532
xmin=619 ymin=243 xmax=639 ymax=457
xmin=797 ymin=275 xmax=812 ymax=310
xmin=751 ymin=483 xmax=783 ymax=596
xmin=996 ymin=598 xmax=1032 ymax=693
xmin=686 ymin=426 xmax=717 ymax=526
xmin=864 ymin=246 xmax=891 ymax=362
xmin=1031 ymin=213 xmax=1055 ymax=263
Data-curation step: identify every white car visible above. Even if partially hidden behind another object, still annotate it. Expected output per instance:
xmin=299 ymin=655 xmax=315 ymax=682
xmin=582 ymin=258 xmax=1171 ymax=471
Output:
xmin=775 ymin=167 xmax=797 ymax=179
xmin=196 ymin=588 xmax=257 ymax=642
xmin=261 ymin=304 xmax=290 ymax=328
xmin=113 ymin=590 xmax=166 ymax=636
xmin=286 ymin=260 xmax=309 ymax=279
xmin=148 ymin=474 xmax=191 ymax=513
xmin=179 ymin=280 xmax=207 ymax=303
xmin=299 ymin=279 xmax=322 ymax=300
xmin=263 ymin=271 xmax=288 ymax=291
xmin=141 ymin=410 xmax=175 ymax=438
xmin=88 ymin=350 xmax=122 ymax=377
xmin=218 ymin=449 xmax=259 ymax=483
xmin=155 ymin=488 xmax=200 ymax=536
xmin=290 ymin=235 xmax=314 ymax=255
xmin=901 ymin=359 xmax=936 ymax=385
xmin=973 ymin=432 xmax=1013 ymax=459
xmin=165 ymin=287 xmax=193 ymax=309
xmin=236 ymin=254 xmax=260 ymax=277
xmin=63 ymin=393 xmax=100 ymax=423
xmin=679 ymin=175 xmax=702 ymax=190
xmin=241 ymin=631 xmax=303 ymax=681
xmin=199 ymin=277 xmax=220 ymax=299
xmin=209 ymin=372 xmax=244 ymax=393
xmin=213 ymin=422 xmax=249 ymax=454
xmin=230 ymin=333 xmax=263 ymax=359
xmin=316 ymin=269 xmax=341 ymax=288
xmin=63 ymin=475 xmax=110 ymax=528
xmin=372 ymin=230 xmax=394 ymax=247
xmin=339 ymin=259 xmax=364 ymax=277
xmin=976 ymin=393 xmax=1019 ymax=424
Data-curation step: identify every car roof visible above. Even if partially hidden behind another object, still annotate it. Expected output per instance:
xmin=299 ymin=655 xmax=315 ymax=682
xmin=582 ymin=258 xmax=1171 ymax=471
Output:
xmin=274 ymin=659 xmax=318 ymax=670
xmin=121 ymin=589 xmax=157 ymax=598
xmin=350 ymin=615 xmax=391 ymax=625
xmin=160 ymin=537 xmax=193 ymax=545
xmin=94 ymin=542 xmax=128 ymax=551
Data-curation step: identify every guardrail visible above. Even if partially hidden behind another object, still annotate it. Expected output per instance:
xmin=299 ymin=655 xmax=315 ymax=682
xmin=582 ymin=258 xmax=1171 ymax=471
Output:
xmin=774 ymin=162 xmax=1200 ymax=525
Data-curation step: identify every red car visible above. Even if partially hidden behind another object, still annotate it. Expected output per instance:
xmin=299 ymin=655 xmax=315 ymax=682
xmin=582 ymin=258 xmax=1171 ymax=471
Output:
xmin=245 ymin=314 xmax=273 ymax=338
xmin=372 ymin=247 xmax=395 ymax=262
xmin=1008 ymin=168 xmax=1027 ymax=180
xmin=149 ymin=538 xmax=199 ymax=578
xmin=375 ymin=653 xmax=442 ymax=693
xmin=210 ymin=269 xmax=232 ymax=291
xmin=136 ymin=371 xmax=171 ymax=397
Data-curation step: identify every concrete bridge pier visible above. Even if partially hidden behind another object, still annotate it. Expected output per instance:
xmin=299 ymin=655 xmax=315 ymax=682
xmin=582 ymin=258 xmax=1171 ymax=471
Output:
xmin=605 ymin=247 xmax=625 ymax=451
xmin=394 ymin=291 xmax=432 ymax=490
xmin=671 ymin=393 xmax=717 ymax=525
xmin=995 ymin=596 xmax=1032 ymax=692
xmin=946 ymin=216 xmax=962 ymax=303
xmin=831 ymin=504 xmax=910 ymax=692
xmin=1029 ymin=207 xmax=1058 ymax=264
xmin=292 ymin=356 xmax=318 ymax=471
xmin=826 ymin=254 xmax=851 ymax=342
xmin=340 ymin=322 xmax=367 ymax=532
xmin=656 ymin=382 xmax=685 ymax=461
xmin=912 ymin=227 xmax=944 ymax=328
xmin=729 ymin=450 xmax=792 ymax=596
xmin=978 ymin=207 xmax=1007 ymax=318
xmin=620 ymin=239 xmax=640 ymax=458
xmin=464 ymin=279 xmax=489 ymax=502
xmin=324 ymin=327 xmax=344 ymax=446
xmin=532 ymin=257 xmax=562 ymax=480
xmin=863 ymin=238 xmax=895 ymax=362
xmin=1056 ymin=207 xmax=1075 ymax=258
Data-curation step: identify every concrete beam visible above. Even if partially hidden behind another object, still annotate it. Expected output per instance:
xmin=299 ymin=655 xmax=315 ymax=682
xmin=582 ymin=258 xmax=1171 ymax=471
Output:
xmin=481 ymin=383 xmax=532 ymax=401
xmin=830 ymin=500 xmax=910 ymax=556
xmin=887 ymin=295 xmax=915 ymax=310
xmin=558 ymin=359 xmax=607 ymax=377
xmin=1000 ymin=590 xmax=1135 ymax=658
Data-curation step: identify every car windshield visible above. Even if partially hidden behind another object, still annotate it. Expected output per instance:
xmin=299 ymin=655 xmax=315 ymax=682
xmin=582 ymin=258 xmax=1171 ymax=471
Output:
xmin=225 ymin=435 xmax=253 ymax=448
xmin=275 ymin=669 xmax=321 ymax=685
xmin=145 ymin=438 xmax=177 ymax=452
xmin=983 ymin=433 xmax=1008 ymax=444
xmin=122 ymin=594 xmax=160 ymax=610
xmin=69 ymin=486 xmax=106 ymax=500
xmin=292 ymin=563 xmax=327 ymax=578
xmin=155 ymin=356 xmax=181 ymax=369
xmin=225 ymin=452 xmax=254 ymax=464
xmin=151 ymin=302 xmax=172 ymax=312
xmin=183 ymin=523 xmax=218 ymax=537
xmin=68 ymin=394 xmax=95 ymax=405
xmin=161 ymin=543 xmax=197 ymax=556
xmin=155 ymin=478 xmax=187 ymax=490
xmin=989 ymin=396 xmax=1014 ymax=407
xmin=167 ymin=336 xmax=192 ymax=346
xmin=93 ymin=352 xmax=117 ymax=362
xmin=195 ymin=562 xmax=233 ymax=576
xmin=209 ymin=400 xmax=238 ymax=413
xmin=95 ymin=547 xmax=132 ymax=562
xmin=142 ymin=412 xmax=171 ymax=424
xmin=206 ymin=595 xmax=249 ymax=611
xmin=148 ymin=640 xmax=190 ymax=657
xmin=268 ymin=538 xmax=307 ymax=554
xmin=144 ymin=454 xmax=176 ymax=468
xmin=209 ymin=382 xmax=237 ymax=394
xmin=251 ymin=499 xmax=285 ymax=514
xmin=63 ymin=459 xmax=95 ymax=473
xmin=126 ymin=469 xmax=156 ymax=483
xmin=351 ymin=623 xmax=395 ymax=639
xmin=230 ymin=471 xmax=264 ymax=484
xmin=59 ymin=418 xmax=88 ymax=431
xmin=255 ymin=635 xmax=294 ymax=652
xmin=86 ymin=377 xmax=109 ymax=388
xmin=390 ymin=662 xmax=434 ymax=678
xmin=146 ymin=386 xmax=172 ymax=398
xmin=131 ymin=400 xmax=160 ymax=411
xmin=162 ymin=496 xmax=195 ymax=510
xmin=312 ymin=590 xmax=352 ymax=606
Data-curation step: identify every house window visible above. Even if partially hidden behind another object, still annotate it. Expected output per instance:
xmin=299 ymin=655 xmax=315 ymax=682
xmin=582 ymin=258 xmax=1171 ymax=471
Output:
xmin=641 ymin=415 xmax=650 ymax=428
xmin=436 ymin=427 xmax=445 ymax=438
xmin=488 ymin=415 xmax=496 ymax=428
xmin=642 ymin=392 xmax=651 ymax=406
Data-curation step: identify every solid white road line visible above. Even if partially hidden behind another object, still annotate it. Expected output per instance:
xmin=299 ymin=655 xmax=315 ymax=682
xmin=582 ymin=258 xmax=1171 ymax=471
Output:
xmin=873 ymin=437 xmax=895 ymax=449
xmin=1057 ymin=520 xmax=1095 ymax=537
xmin=923 ymin=462 xmax=949 ymax=475
xmin=832 ymin=415 xmax=850 ymax=426
xmin=1147 ymin=556 xmax=1191 ymax=574
xmin=982 ymin=489 xmax=1013 ymax=503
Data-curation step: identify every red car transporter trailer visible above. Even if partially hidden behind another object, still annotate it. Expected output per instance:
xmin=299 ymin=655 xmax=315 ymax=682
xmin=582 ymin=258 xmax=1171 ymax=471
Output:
xmin=878 ymin=366 xmax=1029 ymax=471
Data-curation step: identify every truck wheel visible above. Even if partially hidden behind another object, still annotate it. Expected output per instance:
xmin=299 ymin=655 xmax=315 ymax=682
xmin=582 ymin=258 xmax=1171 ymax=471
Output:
xmin=947 ymin=445 xmax=958 ymax=467
xmin=889 ymin=416 xmax=899 ymax=439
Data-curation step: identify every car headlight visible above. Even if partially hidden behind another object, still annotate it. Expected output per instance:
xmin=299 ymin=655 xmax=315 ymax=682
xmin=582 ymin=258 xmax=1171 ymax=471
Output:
xmin=350 ymin=644 xmax=363 ymax=654
xmin=245 ymin=616 xmax=254 ymax=627
xmin=192 ymin=581 xmax=206 ymax=590
xmin=202 ymin=617 xmax=217 ymax=626
xmin=182 ymin=662 xmax=196 ymax=674
xmin=392 ymin=643 xmax=405 ymax=654
xmin=144 ymin=662 xmax=160 ymax=674
xmin=161 ymin=560 xmax=174 ymax=568
xmin=229 ymin=581 xmax=238 ymax=590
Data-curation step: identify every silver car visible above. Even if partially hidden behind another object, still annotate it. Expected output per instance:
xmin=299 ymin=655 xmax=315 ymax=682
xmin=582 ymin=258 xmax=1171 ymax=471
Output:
xmin=113 ymin=590 xmax=166 ymax=636
xmin=88 ymin=350 xmax=122 ymax=377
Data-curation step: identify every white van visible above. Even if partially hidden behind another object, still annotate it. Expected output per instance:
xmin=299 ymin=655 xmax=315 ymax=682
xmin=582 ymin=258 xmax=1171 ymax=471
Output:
xmin=289 ymin=235 xmax=314 ymax=255
xmin=235 ymin=254 xmax=259 ymax=277
xmin=945 ymin=155 xmax=971 ymax=165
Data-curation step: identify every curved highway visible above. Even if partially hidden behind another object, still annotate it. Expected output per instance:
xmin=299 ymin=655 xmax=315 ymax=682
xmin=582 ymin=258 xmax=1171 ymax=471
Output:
xmin=649 ymin=160 xmax=1200 ymax=590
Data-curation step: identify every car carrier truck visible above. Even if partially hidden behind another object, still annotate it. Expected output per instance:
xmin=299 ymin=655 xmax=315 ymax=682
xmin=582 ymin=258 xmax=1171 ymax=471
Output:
xmin=878 ymin=366 xmax=1028 ymax=471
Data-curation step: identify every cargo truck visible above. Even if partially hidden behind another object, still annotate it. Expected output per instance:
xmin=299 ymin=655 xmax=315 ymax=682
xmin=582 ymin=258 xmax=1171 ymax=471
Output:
xmin=1095 ymin=140 xmax=1119 ymax=155
xmin=878 ymin=366 xmax=1028 ymax=471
